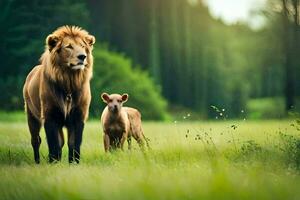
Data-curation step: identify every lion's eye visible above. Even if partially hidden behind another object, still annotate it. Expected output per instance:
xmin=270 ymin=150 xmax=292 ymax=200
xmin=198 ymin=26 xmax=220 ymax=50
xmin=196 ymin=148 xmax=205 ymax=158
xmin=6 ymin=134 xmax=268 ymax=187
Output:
xmin=65 ymin=44 xmax=73 ymax=49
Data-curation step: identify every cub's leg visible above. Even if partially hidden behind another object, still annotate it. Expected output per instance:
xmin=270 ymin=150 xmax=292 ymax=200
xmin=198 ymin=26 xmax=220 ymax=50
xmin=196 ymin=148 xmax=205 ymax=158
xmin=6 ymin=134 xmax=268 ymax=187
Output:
xmin=132 ymin=133 xmax=145 ymax=151
xmin=119 ymin=133 xmax=127 ymax=150
xmin=141 ymin=130 xmax=150 ymax=149
xmin=109 ymin=136 xmax=118 ymax=151
xmin=103 ymin=133 xmax=110 ymax=152
xmin=26 ymin=108 xmax=41 ymax=164
xmin=127 ymin=135 xmax=132 ymax=150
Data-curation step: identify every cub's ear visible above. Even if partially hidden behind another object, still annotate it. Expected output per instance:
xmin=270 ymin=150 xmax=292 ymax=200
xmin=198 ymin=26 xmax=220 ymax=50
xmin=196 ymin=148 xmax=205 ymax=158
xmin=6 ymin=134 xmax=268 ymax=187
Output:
xmin=46 ymin=34 xmax=59 ymax=51
xmin=101 ymin=93 xmax=110 ymax=103
xmin=121 ymin=93 xmax=129 ymax=103
xmin=85 ymin=35 xmax=95 ymax=46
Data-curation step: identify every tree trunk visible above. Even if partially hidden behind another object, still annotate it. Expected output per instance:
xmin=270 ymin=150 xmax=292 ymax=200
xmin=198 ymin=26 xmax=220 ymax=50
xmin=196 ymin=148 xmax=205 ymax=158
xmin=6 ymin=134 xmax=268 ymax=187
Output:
xmin=149 ymin=0 xmax=161 ymax=83
xmin=282 ymin=0 xmax=295 ymax=111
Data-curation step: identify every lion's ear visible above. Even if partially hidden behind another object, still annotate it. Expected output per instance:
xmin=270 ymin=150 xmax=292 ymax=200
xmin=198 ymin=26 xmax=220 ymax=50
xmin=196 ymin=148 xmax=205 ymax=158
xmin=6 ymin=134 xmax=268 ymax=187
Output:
xmin=46 ymin=34 xmax=59 ymax=51
xmin=85 ymin=35 xmax=95 ymax=46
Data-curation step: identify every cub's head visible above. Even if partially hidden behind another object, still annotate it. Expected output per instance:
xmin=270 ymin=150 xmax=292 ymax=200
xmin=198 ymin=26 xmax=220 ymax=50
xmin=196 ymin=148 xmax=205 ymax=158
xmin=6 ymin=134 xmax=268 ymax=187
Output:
xmin=45 ymin=26 xmax=95 ymax=71
xmin=101 ymin=93 xmax=129 ymax=114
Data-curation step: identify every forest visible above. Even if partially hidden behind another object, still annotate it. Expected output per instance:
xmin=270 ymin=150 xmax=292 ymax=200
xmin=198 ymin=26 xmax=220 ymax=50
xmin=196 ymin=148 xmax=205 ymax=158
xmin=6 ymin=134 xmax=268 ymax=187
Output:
xmin=0 ymin=0 xmax=299 ymax=119
xmin=2 ymin=1 xmax=300 ymax=199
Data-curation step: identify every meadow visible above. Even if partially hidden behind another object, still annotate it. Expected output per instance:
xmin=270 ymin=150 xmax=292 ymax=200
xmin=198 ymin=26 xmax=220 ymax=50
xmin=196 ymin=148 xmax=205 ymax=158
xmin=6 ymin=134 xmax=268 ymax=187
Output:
xmin=1 ymin=116 xmax=300 ymax=200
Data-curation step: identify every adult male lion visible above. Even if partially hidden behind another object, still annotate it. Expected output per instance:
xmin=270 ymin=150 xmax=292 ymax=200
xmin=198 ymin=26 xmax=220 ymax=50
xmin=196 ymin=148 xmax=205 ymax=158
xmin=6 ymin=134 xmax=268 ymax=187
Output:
xmin=23 ymin=26 xmax=95 ymax=163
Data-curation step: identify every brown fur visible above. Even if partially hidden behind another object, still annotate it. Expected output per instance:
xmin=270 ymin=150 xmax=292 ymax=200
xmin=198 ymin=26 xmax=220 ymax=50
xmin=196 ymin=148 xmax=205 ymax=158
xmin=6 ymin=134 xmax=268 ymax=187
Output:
xmin=100 ymin=93 xmax=149 ymax=152
xmin=23 ymin=26 xmax=95 ymax=163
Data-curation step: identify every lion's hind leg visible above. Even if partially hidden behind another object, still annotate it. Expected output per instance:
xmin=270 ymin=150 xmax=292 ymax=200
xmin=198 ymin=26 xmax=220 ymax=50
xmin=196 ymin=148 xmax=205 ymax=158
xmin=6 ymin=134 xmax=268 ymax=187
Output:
xmin=26 ymin=108 xmax=41 ymax=164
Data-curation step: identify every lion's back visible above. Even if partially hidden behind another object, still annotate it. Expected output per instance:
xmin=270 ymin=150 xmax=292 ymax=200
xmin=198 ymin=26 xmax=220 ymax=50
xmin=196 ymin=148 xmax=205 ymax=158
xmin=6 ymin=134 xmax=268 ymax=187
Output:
xmin=23 ymin=65 xmax=43 ymax=119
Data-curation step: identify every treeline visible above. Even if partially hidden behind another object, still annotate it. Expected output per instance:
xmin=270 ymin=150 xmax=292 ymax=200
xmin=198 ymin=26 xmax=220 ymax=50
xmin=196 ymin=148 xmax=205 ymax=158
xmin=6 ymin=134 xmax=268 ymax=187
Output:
xmin=0 ymin=0 xmax=168 ymax=119
xmin=0 ymin=0 xmax=299 ymax=119
xmin=88 ymin=0 xmax=300 ymax=117
xmin=0 ymin=0 xmax=90 ymax=110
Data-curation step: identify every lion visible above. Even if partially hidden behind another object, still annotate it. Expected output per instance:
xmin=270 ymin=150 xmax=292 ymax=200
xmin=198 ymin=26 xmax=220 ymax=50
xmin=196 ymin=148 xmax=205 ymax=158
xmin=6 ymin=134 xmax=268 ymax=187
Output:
xmin=23 ymin=26 xmax=95 ymax=163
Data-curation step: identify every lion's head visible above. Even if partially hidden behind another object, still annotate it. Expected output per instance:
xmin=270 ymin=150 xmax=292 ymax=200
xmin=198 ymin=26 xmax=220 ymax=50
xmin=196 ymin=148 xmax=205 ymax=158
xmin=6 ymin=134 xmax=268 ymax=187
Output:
xmin=42 ymin=26 xmax=95 ymax=71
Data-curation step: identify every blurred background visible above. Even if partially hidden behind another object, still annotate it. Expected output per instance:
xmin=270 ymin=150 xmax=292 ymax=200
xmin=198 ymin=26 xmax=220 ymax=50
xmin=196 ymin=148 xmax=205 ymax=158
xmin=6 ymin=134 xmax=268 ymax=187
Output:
xmin=0 ymin=0 xmax=299 ymax=120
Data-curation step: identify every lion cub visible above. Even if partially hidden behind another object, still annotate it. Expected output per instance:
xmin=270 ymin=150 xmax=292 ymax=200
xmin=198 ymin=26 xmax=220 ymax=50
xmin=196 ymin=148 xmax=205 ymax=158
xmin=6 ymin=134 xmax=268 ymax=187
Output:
xmin=100 ymin=93 xmax=149 ymax=152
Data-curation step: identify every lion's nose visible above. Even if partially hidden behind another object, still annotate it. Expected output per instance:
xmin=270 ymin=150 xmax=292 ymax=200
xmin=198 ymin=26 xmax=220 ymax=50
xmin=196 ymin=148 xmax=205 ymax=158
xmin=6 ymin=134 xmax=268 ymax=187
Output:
xmin=77 ymin=54 xmax=86 ymax=61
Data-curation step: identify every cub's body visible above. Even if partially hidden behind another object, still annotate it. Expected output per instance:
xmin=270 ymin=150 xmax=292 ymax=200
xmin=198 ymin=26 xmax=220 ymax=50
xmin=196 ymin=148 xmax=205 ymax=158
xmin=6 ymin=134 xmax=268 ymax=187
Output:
xmin=101 ymin=106 xmax=129 ymax=148
xmin=100 ymin=93 xmax=149 ymax=151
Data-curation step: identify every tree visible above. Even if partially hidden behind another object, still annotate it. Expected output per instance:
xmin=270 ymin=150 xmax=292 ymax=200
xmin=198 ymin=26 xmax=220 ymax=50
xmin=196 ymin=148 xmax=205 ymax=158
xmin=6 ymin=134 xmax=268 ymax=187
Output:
xmin=0 ymin=0 xmax=90 ymax=110
xmin=281 ymin=0 xmax=300 ymax=111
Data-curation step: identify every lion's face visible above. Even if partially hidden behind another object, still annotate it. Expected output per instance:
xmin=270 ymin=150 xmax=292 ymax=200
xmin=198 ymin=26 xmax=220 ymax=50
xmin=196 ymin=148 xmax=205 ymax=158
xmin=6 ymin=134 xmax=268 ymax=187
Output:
xmin=46 ymin=27 xmax=95 ymax=71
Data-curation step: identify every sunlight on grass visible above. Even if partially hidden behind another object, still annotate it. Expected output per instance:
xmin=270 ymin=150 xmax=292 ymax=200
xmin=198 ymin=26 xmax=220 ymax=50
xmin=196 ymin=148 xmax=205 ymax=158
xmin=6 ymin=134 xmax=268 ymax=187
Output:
xmin=0 ymin=120 xmax=300 ymax=200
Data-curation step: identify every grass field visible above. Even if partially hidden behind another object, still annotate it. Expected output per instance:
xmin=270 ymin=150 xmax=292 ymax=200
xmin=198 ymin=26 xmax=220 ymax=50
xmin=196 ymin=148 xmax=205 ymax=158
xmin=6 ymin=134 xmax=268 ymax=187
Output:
xmin=1 ymin=118 xmax=300 ymax=200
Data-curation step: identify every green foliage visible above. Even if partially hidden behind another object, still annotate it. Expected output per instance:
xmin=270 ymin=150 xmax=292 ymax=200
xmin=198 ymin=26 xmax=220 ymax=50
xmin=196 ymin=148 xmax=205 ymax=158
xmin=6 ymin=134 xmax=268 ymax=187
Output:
xmin=0 ymin=0 xmax=90 ymax=77
xmin=0 ymin=0 xmax=169 ymax=120
xmin=229 ymin=139 xmax=271 ymax=164
xmin=240 ymin=140 xmax=262 ymax=156
xmin=225 ymin=119 xmax=300 ymax=170
xmin=0 ymin=111 xmax=25 ymax=122
xmin=0 ymin=0 xmax=91 ymax=111
xmin=90 ymin=48 xmax=169 ymax=120
xmin=168 ymin=105 xmax=204 ymax=120
xmin=279 ymin=131 xmax=300 ymax=169
xmin=246 ymin=98 xmax=286 ymax=119
xmin=0 ymin=0 xmax=299 ymax=119
xmin=0 ymin=76 xmax=24 ymax=110
xmin=88 ymin=0 xmax=288 ymax=118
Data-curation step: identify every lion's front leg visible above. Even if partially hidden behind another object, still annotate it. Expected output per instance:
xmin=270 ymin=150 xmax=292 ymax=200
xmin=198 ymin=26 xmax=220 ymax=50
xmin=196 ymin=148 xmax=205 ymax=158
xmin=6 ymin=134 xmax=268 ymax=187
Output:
xmin=44 ymin=109 xmax=64 ymax=163
xmin=66 ymin=107 xmax=85 ymax=163
xmin=74 ymin=121 xmax=84 ymax=163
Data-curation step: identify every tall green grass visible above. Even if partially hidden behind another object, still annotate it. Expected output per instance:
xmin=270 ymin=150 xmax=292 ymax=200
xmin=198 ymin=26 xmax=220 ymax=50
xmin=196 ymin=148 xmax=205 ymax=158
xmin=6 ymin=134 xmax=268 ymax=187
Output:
xmin=0 ymin=119 xmax=300 ymax=200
